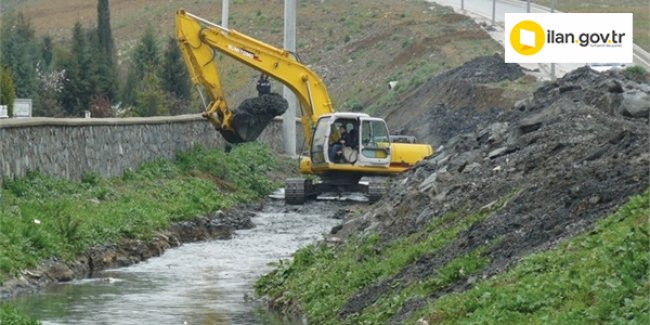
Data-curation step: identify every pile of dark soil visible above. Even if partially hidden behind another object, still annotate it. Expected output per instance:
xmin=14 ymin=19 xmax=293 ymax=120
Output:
xmin=220 ymin=93 xmax=288 ymax=143
xmin=334 ymin=66 xmax=649 ymax=323
xmin=386 ymin=54 xmax=526 ymax=147
xmin=436 ymin=54 xmax=524 ymax=83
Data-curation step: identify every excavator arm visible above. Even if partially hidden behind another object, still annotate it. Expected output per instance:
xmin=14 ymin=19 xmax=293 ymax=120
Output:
xmin=176 ymin=10 xmax=334 ymax=146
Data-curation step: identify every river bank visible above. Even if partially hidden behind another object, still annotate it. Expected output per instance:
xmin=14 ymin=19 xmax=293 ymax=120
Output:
xmin=10 ymin=201 xmax=344 ymax=325
xmin=0 ymin=144 xmax=291 ymax=301
xmin=1 ymin=206 xmax=256 ymax=299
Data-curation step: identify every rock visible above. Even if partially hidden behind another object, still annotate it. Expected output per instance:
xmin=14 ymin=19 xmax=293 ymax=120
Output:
xmin=559 ymin=84 xmax=581 ymax=93
xmin=488 ymin=147 xmax=507 ymax=159
xmin=22 ymin=270 xmax=43 ymax=279
xmin=208 ymin=223 xmax=234 ymax=240
xmin=589 ymin=195 xmax=601 ymax=204
xmin=479 ymin=200 xmax=499 ymax=213
xmin=514 ymin=97 xmax=531 ymax=111
xmin=415 ymin=207 xmax=432 ymax=225
xmin=518 ymin=114 xmax=543 ymax=134
xmin=415 ymin=318 xmax=430 ymax=325
xmin=603 ymin=79 xmax=623 ymax=93
xmin=418 ymin=172 xmax=438 ymax=193
xmin=464 ymin=162 xmax=482 ymax=173
xmin=42 ymin=260 xmax=74 ymax=282
xmin=449 ymin=151 xmax=481 ymax=173
xmin=477 ymin=122 xmax=508 ymax=146
xmin=621 ymin=91 xmax=649 ymax=118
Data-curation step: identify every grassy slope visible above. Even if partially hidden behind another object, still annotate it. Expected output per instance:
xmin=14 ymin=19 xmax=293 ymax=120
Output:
xmin=420 ymin=190 xmax=649 ymax=324
xmin=2 ymin=0 xmax=501 ymax=118
xmin=256 ymin=190 xmax=649 ymax=324
xmin=532 ymin=0 xmax=649 ymax=51
xmin=0 ymin=143 xmax=289 ymax=284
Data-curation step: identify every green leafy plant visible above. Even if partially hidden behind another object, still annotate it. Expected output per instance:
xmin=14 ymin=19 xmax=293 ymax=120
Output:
xmin=0 ymin=304 xmax=40 ymax=325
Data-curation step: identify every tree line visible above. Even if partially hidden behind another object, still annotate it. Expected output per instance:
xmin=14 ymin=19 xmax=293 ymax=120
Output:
xmin=0 ymin=0 xmax=193 ymax=118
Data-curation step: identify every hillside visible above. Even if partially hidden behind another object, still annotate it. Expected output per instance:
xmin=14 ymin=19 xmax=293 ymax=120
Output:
xmin=2 ymin=0 xmax=504 ymax=121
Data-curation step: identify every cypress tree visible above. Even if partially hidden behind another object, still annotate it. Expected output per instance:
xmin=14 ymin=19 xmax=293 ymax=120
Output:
xmin=161 ymin=36 xmax=191 ymax=102
xmin=0 ymin=13 xmax=38 ymax=100
xmin=133 ymin=26 xmax=160 ymax=79
xmin=0 ymin=66 xmax=17 ymax=116
xmin=121 ymin=70 xmax=138 ymax=107
xmin=96 ymin=0 xmax=118 ymax=101
xmin=59 ymin=22 xmax=97 ymax=116
xmin=135 ymin=72 xmax=167 ymax=117
xmin=97 ymin=0 xmax=115 ymax=57
xmin=41 ymin=35 xmax=53 ymax=69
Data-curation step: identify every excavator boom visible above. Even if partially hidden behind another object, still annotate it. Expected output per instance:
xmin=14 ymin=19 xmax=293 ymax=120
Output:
xmin=176 ymin=10 xmax=333 ymax=145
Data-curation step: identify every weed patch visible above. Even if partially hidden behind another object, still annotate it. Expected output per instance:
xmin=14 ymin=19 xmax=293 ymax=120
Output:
xmin=415 ymin=190 xmax=650 ymax=324
xmin=0 ymin=304 xmax=40 ymax=325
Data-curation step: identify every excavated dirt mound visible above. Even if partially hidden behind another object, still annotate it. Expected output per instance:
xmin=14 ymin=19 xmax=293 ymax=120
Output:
xmin=386 ymin=54 xmax=526 ymax=147
xmin=334 ymin=66 xmax=649 ymax=323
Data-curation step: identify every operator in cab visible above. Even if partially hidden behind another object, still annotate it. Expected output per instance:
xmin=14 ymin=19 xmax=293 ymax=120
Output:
xmin=329 ymin=125 xmax=347 ymax=163
xmin=329 ymin=124 xmax=359 ymax=164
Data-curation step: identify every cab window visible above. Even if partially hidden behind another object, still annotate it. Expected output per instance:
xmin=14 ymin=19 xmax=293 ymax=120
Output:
xmin=310 ymin=118 xmax=330 ymax=164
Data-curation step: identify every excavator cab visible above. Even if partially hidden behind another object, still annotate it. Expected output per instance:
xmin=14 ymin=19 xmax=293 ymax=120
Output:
xmin=310 ymin=113 xmax=391 ymax=168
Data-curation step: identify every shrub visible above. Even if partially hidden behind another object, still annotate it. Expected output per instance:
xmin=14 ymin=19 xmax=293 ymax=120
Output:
xmin=0 ymin=304 xmax=40 ymax=325
xmin=623 ymin=65 xmax=648 ymax=82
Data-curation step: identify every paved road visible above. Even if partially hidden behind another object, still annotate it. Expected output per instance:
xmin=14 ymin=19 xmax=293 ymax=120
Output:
xmin=427 ymin=0 xmax=650 ymax=79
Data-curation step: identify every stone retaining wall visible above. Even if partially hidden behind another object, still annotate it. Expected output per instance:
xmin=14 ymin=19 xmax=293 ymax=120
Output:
xmin=0 ymin=115 xmax=302 ymax=182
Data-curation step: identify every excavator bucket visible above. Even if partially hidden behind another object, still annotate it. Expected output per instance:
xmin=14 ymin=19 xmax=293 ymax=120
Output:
xmin=219 ymin=93 xmax=288 ymax=143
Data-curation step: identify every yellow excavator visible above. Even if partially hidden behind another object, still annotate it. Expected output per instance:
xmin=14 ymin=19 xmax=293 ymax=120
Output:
xmin=176 ymin=10 xmax=433 ymax=203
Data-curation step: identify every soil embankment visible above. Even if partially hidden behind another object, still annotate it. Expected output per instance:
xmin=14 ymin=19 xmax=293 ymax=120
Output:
xmin=385 ymin=54 xmax=529 ymax=148
xmin=258 ymin=59 xmax=649 ymax=324
xmin=337 ymin=66 xmax=648 ymax=322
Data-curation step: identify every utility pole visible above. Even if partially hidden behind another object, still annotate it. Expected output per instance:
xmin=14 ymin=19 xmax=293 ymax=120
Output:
xmin=461 ymin=0 xmax=464 ymax=12
xmin=221 ymin=0 xmax=229 ymax=28
xmin=526 ymin=0 xmax=531 ymax=13
xmin=550 ymin=0 xmax=556 ymax=80
xmin=491 ymin=0 xmax=496 ymax=26
xmin=283 ymin=0 xmax=297 ymax=156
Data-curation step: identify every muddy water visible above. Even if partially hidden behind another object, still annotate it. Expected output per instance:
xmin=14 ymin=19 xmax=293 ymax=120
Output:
xmin=12 ymin=202 xmax=341 ymax=325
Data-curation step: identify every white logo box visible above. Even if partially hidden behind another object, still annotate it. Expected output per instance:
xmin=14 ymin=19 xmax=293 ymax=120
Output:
xmin=505 ymin=13 xmax=633 ymax=64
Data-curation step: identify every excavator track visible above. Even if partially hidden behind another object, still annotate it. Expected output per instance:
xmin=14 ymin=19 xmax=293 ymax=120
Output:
xmin=285 ymin=178 xmax=312 ymax=205
xmin=367 ymin=178 xmax=388 ymax=203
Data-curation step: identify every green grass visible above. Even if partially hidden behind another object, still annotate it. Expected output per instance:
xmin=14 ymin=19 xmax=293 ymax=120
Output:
xmin=412 ymin=189 xmax=650 ymax=324
xmin=255 ymin=190 xmax=518 ymax=324
xmin=0 ymin=304 xmax=40 ymax=325
xmin=532 ymin=0 xmax=649 ymax=51
xmin=346 ymin=249 xmax=490 ymax=325
xmin=0 ymin=143 xmax=286 ymax=285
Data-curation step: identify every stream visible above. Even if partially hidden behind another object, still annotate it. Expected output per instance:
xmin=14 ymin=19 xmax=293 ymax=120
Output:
xmin=11 ymin=201 xmax=342 ymax=325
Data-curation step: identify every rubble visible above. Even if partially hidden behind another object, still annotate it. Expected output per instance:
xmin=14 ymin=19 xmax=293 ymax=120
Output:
xmin=334 ymin=63 xmax=649 ymax=322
